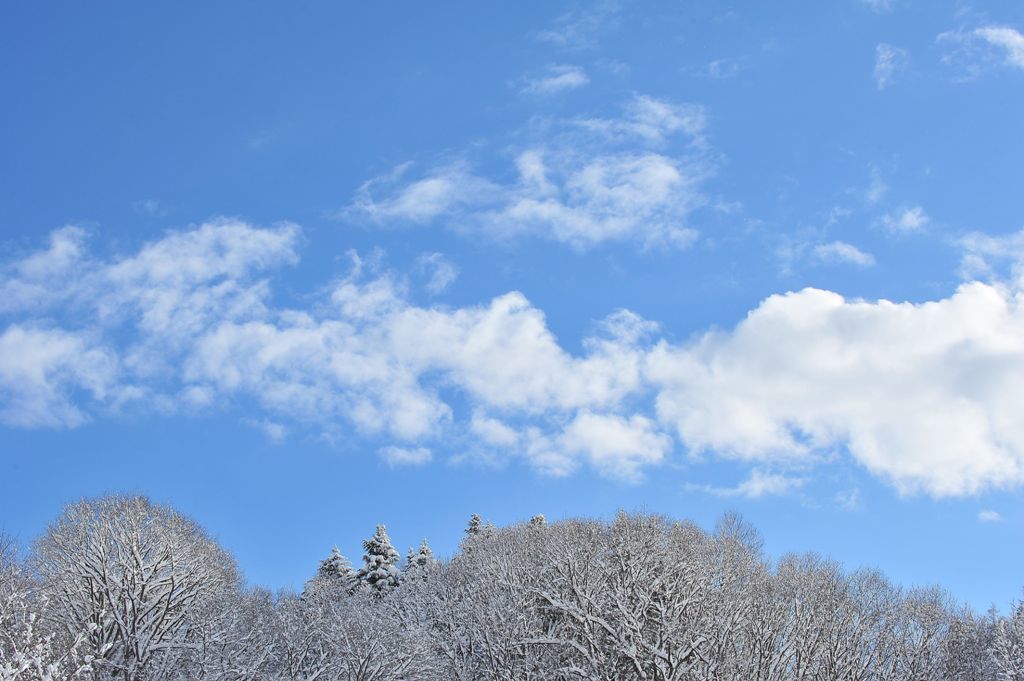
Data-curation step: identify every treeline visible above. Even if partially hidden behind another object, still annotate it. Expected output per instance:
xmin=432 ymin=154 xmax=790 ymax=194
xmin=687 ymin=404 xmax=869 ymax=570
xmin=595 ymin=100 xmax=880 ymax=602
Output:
xmin=1 ymin=496 xmax=1023 ymax=680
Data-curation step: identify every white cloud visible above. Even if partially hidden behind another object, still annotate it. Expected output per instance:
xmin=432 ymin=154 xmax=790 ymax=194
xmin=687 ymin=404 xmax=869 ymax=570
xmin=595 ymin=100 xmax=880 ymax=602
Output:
xmin=470 ymin=412 xmax=521 ymax=448
xmin=416 ymin=252 xmax=459 ymax=294
xmin=558 ymin=411 xmax=671 ymax=482
xmin=866 ymin=166 xmax=888 ymax=205
xmin=574 ymin=95 xmax=707 ymax=145
xmin=881 ymin=206 xmax=929 ymax=233
xmin=0 ymin=325 xmax=119 ymax=428
xmin=700 ymin=58 xmax=745 ymax=80
xmin=874 ymin=44 xmax=909 ymax=89
xmin=835 ymin=487 xmax=861 ymax=511
xmin=978 ymin=509 xmax=1003 ymax=523
xmin=939 ymin=25 xmax=1024 ymax=78
xmin=521 ymin=64 xmax=589 ymax=94
xmin=0 ymin=219 xmax=299 ymax=422
xmin=133 ymin=198 xmax=167 ymax=216
xmin=10 ymin=222 xmax=1024 ymax=495
xmin=812 ymin=241 xmax=876 ymax=267
xmin=777 ymin=238 xmax=875 ymax=274
xmin=379 ymin=446 xmax=433 ymax=467
xmin=346 ymin=95 xmax=711 ymax=250
xmin=860 ymin=0 xmax=893 ymax=13
xmin=960 ymin=229 xmax=1024 ymax=286
xmin=534 ymin=1 xmax=620 ymax=50
xmin=974 ymin=26 xmax=1024 ymax=69
xmin=348 ymin=163 xmax=497 ymax=225
xmin=689 ymin=469 xmax=807 ymax=499
xmin=245 ymin=418 xmax=287 ymax=443
xmin=647 ymin=282 xmax=1024 ymax=496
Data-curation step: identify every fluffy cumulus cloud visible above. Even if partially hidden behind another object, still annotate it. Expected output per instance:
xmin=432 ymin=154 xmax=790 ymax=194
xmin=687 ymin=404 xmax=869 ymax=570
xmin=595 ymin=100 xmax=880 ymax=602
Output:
xmin=7 ymin=222 xmax=1024 ymax=496
xmin=0 ymin=221 xmax=660 ymax=481
xmin=345 ymin=94 xmax=712 ymax=250
xmin=557 ymin=412 xmax=671 ymax=481
xmin=0 ymin=326 xmax=119 ymax=428
xmin=646 ymin=282 xmax=1024 ymax=496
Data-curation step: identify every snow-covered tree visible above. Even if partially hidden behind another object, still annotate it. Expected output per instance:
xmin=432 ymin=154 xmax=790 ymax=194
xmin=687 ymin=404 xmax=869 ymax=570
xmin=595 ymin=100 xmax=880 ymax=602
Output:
xmin=1 ymin=535 xmax=98 ymax=681
xmin=31 ymin=496 xmax=240 ymax=681
xmin=11 ymin=498 xmax=1024 ymax=680
xmin=0 ymin=593 xmax=98 ymax=681
xmin=994 ymin=601 xmax=1024 ymax=680
xmin=304 ymin=547 xmax=357 ymax=600
xmin=357 ymin=525 xmax=401 ymax=595
xmin=404 ymin=540 xmax=438 ymax=581
xmin=320 ymin=546 xmax=354 ymax=581
xmin=464 ymin=514 xmax=482 ymax=538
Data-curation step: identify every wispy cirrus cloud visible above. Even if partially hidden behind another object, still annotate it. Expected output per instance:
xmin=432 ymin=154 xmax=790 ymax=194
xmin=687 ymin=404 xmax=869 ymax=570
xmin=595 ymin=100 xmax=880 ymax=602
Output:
xmin=533 ymin=1 xmax=621 ymax=50
xmin=975 ymin=26 xmax=1024 ymax=68
xmin=812 ymin=241 xmax=876 ymax=267
xmin=777 ymin=237 xmax=876 ymax=273
xmin=865 ymin=166 xmax=889 ymax=205
xmin=687 ymin=469 xmax=807 ymax=499
xmin=874 ymin=44 xmax=909 ymax=89
xmin=978 ymin=509 xmax=1003 ymax=523
xmin=959 ymin=228 xmax=1024 ymax=286
xmin=379 ymin=445 xmax=433 ymax=467
xmin=859 ymin=0 xmax=894 ymax=13
xmin=880 ymin=206 xmax=930 ymax=233
xmin=939 ymin=25 xmax=1024 ymax=78
xmin=520 ymin=64 xmax=589 ymax=95
xmin=416 ymin=252 xmax=459 ymax=295
xmin=343 ymin=95 xmax=713 ymax=250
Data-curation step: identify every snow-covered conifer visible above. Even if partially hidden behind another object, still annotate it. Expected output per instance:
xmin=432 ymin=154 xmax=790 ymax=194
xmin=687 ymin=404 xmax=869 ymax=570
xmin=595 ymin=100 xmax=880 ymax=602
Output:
xmin=465 ymin=514 xmax=482 ymax=538
xmin=413 ymin=539 xmax=435 ymax=568
xmin=318 ymin=546 xmax=355 ymax=582
xmin=404 ymin=539 xmax=438 ymax=581
xmin=303 ymin=546 xmax=357 ymax=599
xmin=357 ymin=525 xmax=401 ymax=594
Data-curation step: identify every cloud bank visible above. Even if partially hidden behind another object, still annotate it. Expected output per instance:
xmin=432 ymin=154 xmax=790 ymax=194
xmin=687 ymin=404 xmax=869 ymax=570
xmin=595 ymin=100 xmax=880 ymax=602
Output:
xmin=5 ymin=221 xmax=1024 ymax=497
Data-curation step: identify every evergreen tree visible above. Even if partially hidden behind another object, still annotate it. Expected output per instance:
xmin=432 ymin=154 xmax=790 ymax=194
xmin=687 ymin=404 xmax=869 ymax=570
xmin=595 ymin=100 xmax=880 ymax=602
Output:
xmin=303 ymin=546 xmax=356 ymax=599
xmin=357 ymin=524 xmax=401 ymax=594
xmin=413 ymin=538 xmax=436 ymax=568
xmin=319 ymin=546 xmax=355 ymax=581
xmin=405 ymin=538 xmax=438 ymax=580
xmin=465 ymin=513 xmax=482 ymax=538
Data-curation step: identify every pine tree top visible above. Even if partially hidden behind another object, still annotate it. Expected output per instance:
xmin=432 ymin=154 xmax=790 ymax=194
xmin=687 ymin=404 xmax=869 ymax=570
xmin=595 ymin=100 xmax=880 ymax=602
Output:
xmin=362 ymin=524 xmax=400 ymax=563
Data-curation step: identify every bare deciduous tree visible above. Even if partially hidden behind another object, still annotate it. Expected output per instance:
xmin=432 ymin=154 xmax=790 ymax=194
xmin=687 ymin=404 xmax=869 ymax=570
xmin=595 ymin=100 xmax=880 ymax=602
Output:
xmin=32 ymin=497 xmax=239 ymax=681
xmin=7 ymin=500 xmax=1023 ymax=680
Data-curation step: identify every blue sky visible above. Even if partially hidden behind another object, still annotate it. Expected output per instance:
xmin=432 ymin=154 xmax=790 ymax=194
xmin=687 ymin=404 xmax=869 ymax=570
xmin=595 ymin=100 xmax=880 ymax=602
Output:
xmin=2 ymin=1 xmax=1024 ymax=610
